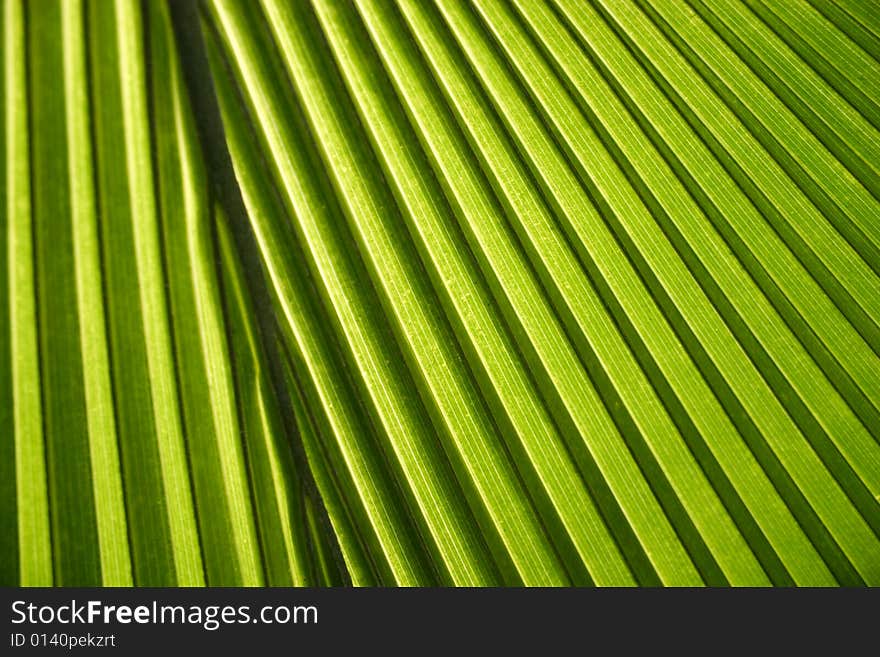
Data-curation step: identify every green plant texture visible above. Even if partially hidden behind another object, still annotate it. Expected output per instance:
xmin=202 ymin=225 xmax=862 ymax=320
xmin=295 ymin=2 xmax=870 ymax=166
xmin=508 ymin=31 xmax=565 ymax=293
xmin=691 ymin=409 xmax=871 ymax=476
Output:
xmin=3 ymin=0 xmax=879 ymax=586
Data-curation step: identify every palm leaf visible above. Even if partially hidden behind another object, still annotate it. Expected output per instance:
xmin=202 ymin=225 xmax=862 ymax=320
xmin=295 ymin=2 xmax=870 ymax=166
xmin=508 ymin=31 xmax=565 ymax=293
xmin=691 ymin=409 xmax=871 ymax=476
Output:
xmin=4 ymin=0 xmax=879 ymax=586
xmin=3 ymin=0 xmax=337 ymax=586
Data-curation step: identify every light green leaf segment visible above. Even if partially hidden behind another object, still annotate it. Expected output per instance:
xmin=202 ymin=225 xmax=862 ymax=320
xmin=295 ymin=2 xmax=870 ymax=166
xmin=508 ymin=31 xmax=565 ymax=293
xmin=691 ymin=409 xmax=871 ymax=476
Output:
xmin=3 ymin=0 xmax=879 ymax=586
xmin=2 ymin=0 xmax=339 ymax=586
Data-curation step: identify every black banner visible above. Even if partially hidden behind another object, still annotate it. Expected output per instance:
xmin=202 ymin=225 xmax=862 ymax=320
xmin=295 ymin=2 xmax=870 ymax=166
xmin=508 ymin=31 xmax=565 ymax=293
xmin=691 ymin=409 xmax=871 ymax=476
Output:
xmin=1 ymin=587 xmax=875 ymax=653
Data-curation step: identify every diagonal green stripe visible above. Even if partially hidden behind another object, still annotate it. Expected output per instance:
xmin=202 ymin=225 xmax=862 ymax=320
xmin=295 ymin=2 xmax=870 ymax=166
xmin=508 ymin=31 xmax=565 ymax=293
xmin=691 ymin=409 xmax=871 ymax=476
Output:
xmin=113 ymin=0 xmax=203 ymax=586
xmin=6 ymin=0 xmax=51 ymax=587
xmin=203 ymin=4 xmax=436 ymax=584
xmin=62 ymin=0 xmax=132 ymax=586
xmin=0 ymin=0 xmax=16 ymax=588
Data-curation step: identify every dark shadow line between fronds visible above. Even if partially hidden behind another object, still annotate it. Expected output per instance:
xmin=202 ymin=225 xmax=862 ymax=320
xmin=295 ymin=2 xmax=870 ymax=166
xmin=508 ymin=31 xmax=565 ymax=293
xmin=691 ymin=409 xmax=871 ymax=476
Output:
xmin=167 ymin=0 xmax=350 ymax=587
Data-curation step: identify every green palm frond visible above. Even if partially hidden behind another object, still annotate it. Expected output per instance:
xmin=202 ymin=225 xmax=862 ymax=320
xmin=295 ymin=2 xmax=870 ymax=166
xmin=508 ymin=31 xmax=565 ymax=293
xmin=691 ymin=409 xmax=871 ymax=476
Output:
xmin=4 ymin=0 xmax=339 ymax=586
xmin=3 ymin=0 xmax=880 ymax=586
